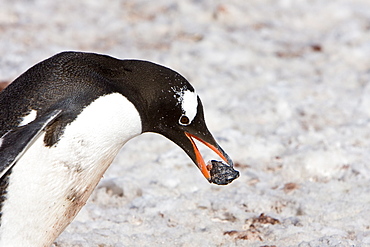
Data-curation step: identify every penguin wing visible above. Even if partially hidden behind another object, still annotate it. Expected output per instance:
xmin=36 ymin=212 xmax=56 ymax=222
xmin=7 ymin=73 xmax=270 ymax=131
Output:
xmin=0 ymin=110 xmax=62 ymax=179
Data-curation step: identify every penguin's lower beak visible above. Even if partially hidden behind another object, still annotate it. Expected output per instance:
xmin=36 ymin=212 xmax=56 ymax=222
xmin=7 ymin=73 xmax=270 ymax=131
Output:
xmin=184 ymin=132 xmax=239 ymax=185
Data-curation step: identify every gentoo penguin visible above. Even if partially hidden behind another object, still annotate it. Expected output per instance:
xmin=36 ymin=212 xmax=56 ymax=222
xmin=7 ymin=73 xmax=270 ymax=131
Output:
xmin=0 ymin=51 xmax=239 ymax=246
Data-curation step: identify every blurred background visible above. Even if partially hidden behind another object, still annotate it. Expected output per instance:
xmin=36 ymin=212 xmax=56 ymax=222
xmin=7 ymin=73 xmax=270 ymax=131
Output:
xmin=1 ymin=0 xmax=370 ymax=246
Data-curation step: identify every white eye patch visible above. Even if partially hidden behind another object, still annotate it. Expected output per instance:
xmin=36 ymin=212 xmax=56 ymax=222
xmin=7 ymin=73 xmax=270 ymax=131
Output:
xmin=178 ymin=90 xmax=198 ymax=125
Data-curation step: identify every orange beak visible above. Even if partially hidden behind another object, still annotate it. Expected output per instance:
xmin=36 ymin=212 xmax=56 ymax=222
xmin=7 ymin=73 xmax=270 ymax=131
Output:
xmin=185 ymin=132 xmax=233 ymax=181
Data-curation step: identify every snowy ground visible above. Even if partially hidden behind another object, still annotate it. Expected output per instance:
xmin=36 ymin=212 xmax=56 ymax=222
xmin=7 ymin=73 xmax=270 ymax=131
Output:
xmin=2 ymin=0 xmax=370 ymax=246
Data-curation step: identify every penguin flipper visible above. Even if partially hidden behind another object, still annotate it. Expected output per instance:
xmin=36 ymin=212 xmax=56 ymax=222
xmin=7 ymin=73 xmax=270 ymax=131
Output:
xmin=0 ymin=110 xmax=62 ymax=179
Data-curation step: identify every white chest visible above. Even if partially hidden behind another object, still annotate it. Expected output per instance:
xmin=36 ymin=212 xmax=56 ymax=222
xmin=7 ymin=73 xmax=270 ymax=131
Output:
xmin=0 ymin=93 xmax=142 ymax=247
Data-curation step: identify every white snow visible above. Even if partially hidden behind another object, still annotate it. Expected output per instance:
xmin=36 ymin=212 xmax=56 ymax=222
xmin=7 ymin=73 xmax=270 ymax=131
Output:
xmin=1 ymin=0 xmax=370 ymax=246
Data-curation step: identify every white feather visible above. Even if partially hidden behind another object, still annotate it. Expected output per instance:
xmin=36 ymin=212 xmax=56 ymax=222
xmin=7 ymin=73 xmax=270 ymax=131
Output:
xmin=19 ymin=109 xmax=37 ymax=126
xmin=171 ymin=87 xmax=198 ymax=124
xmin=181 ymin=90 xmax=198 ymax=123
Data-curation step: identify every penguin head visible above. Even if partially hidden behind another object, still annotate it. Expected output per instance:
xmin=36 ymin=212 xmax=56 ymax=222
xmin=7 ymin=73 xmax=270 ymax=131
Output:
xmin=116 ymin=60 xmax=236 ymax=183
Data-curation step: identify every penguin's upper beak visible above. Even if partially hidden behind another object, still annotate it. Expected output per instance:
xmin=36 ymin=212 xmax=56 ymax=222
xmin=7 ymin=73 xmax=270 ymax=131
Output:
xmin=156 ymin=124 xmax=239 ymax=185
xmin=164 ymin=121 xmax=239 ymax=185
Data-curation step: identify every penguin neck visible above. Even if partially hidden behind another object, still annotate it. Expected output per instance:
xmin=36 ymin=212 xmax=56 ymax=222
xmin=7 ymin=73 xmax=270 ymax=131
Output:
xmin=0 ymin=93 xmax=142 ymax=246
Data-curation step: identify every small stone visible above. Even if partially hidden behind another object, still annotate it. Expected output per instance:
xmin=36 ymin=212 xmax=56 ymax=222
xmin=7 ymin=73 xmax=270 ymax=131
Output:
xmin=208 ymin=160 xmax=240 ymax=185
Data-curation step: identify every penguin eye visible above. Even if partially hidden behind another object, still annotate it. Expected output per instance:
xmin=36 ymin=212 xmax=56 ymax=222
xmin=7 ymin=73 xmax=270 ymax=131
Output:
xmin=179 ymin=115 xmax=190 ymax=126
